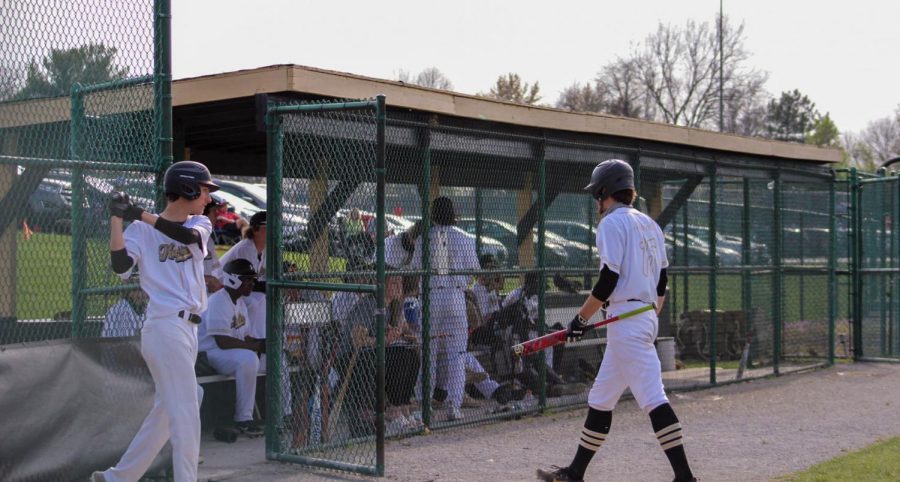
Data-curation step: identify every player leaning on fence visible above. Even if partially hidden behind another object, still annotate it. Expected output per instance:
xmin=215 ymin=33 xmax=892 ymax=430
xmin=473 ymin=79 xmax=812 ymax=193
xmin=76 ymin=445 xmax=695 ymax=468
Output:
xmin=537 ymin=160 xmax=696 ymax=482
xmin=92 ymin=161 xmax=217 ymax=482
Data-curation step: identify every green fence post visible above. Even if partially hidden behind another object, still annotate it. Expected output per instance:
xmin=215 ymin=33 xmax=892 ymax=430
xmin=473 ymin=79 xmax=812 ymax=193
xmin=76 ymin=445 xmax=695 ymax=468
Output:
xmin=536 ymin=139 xmax=547 ymax=411
xmin=773 ymin=170 xmax=783 ymax=375
xmin=742 ymin=178 xmax=753 ymax=367
xmin=585 ymin=195 xmax=594 ymax=289
xmin=374 ymin=94 xmax=386 ymax=476
xmin=708 ymin=165 xmax=717 ymax=384
xmin=420 ymin=126 xmax=433 ymax=427
xmin=69 ymin=83 xmax=86 ymax=338
xmin=850 ymin=168 xmax=862 ymax=359
xmin=682 ymin=207 xmax=690 ymax=311
xmin=264 ymin=109 xmax=284 ymax=458
xmin=828 ymin=170 xmax=837 ymax=365
xmin=154 ymin=0 xmax=173 ymax=203
xmin=894 ymin=176 xmax=900 ymax=355
xmin=475 ymin=188 xmax=483 ymax=258
xmin=881 ymin=181 xmax=889 ymax=356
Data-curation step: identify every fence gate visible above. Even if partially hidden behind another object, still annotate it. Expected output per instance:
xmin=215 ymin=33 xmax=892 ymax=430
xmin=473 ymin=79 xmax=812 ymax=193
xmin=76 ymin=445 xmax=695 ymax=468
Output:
xmin=264 ymin=96 xmax=387 ymax=475
xmin=855 ymin=171 xmax=900 ymax=361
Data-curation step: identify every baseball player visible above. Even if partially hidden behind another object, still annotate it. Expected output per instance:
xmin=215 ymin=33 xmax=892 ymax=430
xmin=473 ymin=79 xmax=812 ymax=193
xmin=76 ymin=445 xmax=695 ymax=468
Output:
xmin=202 ymin=194 xmax=227 ymax=293
xmin=198 ymin=258 xmax=264 ymax=436
xmin=537 ymin=160 xmax=695 ymax=482
xmin=220 ymin=211 xmax=267 ymax=341
xmin=407 ymin=197 xmax=480 ymax=421
xmin=92 ymin=161 xmax=217 ymax=482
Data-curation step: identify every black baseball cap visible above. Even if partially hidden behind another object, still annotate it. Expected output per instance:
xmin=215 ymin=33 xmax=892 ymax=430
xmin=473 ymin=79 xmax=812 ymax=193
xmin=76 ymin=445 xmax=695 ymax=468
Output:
xmin=250 ymin=211 xmax=267 ymax=228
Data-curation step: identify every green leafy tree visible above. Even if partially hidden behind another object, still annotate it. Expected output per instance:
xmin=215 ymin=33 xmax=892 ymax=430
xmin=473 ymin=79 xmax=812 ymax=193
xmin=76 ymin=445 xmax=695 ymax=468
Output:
xmin=806 ymin=113 xmax=840 ymax=147
xmin=15 ymin=44 xmax=128 ymax=100
xmin=483 ymin=73 xmax=542 ymax=105
xmin=765 ymin=89 xmax=819 ymax=143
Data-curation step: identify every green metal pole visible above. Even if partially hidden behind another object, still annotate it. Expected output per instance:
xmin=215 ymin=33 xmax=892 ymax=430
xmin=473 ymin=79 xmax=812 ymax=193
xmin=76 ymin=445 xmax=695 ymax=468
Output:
xmin=264 ymin=110 xmax=284 ymax=457
xmin=632 ymin=152 xmax=642 ymax=212
xmin=154 ymin=0 xmax=173 ymax=206
xmin=708 ymin=166 xmax=717 ymax=384
xmin=828 ymin=170 xmax=837 ymax=365
xmin=69 ymin=84 xmax=86 ymax=338
xmin=683 ymin=206 xmax=690 ymax=311
xmin=742 ymin=178 xmax=753 ymax=367
xmin=881 ymin=182 xmax=888 ymax=356
xmin=773 ymin=171 xmax=783 ymax=375
xmin=799 ymin=209 xmax=805 ymax=322
xmin=585 ymin=195 xmax=594 ymax=289
xmin=475 ymin=188 xmax=483 ymax=258
xmin=536 ymin=140 xmax=547 ymax=411
xmin=850 ymin=168 xmax=862 ymax=359
xmin=420 ymin=128 xmax=433 ymax=427
xmin=374 ymin=94 xmax=386 ymax=476
xmin=894 ymin=177 xmax=900 ymax=355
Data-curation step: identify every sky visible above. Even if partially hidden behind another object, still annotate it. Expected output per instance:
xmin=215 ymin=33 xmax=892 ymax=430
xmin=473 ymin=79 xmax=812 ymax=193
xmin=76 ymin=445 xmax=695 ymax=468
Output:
xmin=171 ymin=0 xmax=900 ymax=134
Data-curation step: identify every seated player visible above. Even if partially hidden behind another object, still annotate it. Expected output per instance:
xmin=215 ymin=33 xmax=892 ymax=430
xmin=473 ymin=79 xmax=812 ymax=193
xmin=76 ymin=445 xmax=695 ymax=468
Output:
xmin=198 ymin=258 xmax=264 ymax=436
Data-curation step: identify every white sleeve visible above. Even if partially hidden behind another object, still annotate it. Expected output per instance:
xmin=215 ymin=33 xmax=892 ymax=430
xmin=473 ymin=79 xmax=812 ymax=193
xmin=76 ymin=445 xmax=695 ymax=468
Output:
xmin=462 ymin=236 xmax=480 ymax=270
xmin=204 ymin=298 xmax=233 ymax=337
xmin=596 ymin=217 xmax=626 ymax=274
xmin=186 ymin=215 xmax=212 ymax=259
xmin=385 ymin=234 xmax=411 ymax=268
xmin=655 ymin=224 xmax=669 ymax=269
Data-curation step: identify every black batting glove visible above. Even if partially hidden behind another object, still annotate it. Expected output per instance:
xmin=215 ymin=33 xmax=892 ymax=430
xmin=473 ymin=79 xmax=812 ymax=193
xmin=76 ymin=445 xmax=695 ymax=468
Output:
xmin=566 ymin=314 xmax=590 ymax=343
xmin=109 ymin=192 xmax=144 ymax=222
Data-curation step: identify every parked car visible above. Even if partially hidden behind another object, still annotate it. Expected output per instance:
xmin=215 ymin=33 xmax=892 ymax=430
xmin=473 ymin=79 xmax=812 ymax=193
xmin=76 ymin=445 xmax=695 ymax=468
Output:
xmin=680 ymin=224 xmax=771 ymax=265
xmin=664 ymin=232 xmax=742 ymax=266
xmin=544 ymin=220 xmax=599 ymax=266
xmin=457 ymin=217 xmax=568 ymax=267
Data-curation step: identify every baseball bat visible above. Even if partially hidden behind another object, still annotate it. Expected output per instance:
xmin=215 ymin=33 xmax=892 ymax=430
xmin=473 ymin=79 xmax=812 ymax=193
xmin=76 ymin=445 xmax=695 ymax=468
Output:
xmin=511 ymin=303 xmax=656 ymax=357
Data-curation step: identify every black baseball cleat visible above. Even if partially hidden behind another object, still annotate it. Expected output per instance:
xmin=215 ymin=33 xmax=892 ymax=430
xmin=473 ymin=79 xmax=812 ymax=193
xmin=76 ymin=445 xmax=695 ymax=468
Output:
xmin=235 ymin=420 xmax=263 ymax=437
xmin=536 ymin=465 xmax=583 ymax=482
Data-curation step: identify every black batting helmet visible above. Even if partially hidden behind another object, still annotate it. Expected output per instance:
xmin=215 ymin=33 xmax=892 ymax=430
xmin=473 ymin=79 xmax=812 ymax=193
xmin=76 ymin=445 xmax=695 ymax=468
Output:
xmin=164 ymin=161 xmax=219 ymax=200
xmin=584 ymin=159 xmax=635 ymax=200
xmin=222 ymin=258 xmax=258 ymax=290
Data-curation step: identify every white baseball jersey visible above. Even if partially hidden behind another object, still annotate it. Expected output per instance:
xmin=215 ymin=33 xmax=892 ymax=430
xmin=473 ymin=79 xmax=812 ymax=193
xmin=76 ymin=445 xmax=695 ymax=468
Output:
xmin=199 ymin=289 xmax=252 ymax=352
xmin=203 ymin=235 xmax=224 ymax=281
xmin=121 ymin=215 xmax=212 ymax=317
xmin=471 ymin=282 xmax=501 ymax=318
xmin=102 ymin=299 xmax=144 ymax=337
xmin=220 ymin=238 xmax=266 ymax=280
xmin=596 ymin=206 xmax=668 ymax=305
xmin=410 ymin=226 xmax=480 ymax=288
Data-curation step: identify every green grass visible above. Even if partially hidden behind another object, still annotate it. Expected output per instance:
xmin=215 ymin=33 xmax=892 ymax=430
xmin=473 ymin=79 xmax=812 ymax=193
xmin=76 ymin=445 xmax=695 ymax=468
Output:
xmin=16 ymin=232 xmax=74 ymax=320
xmin=775 ymin=436 xmax=900 ymax=481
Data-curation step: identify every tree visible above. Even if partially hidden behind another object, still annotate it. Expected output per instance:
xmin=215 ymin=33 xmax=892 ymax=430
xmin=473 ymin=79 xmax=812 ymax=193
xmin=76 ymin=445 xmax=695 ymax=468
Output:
xmin=0 ymin=66 xmax=18 ymax=101
xmin=841 ymin=132 xmax=877 ymax=171
xmin=483 ymin=73 xmax=542 ymax=105
xmin=806 ymin=113 xmax=840 ymax=147
xmin=861 ymin=116 xmax=900 ymax=164
xmin=556 ymin=81 xmax=607 ymax=113
xmin=597 ymin=56 xmax=653 ymax=119
xmin=764 ymin=89 xmax=819 ymax=143
xmin=15 ymin=44 xmax=128 ymax=100
xmin=396 ymin=67 xmax=453 ymax=90
xmin=627 ymin=17 xmax=767 ymax=130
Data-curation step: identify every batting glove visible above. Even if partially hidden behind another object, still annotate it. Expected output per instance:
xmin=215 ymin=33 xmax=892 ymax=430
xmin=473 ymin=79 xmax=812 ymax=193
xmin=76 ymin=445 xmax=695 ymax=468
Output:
xmin=566 ymin=314 xmax=590 ymax=343
xmin=109 ymin=192 xmax=143 ymax=222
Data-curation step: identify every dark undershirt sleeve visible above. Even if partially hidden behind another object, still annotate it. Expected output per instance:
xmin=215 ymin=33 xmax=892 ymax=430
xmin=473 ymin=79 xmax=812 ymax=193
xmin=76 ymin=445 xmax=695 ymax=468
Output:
xmin=657 ymin=268 xmax=668 ymax=297
xmin=591 ymin=265 xmax=619 ymax=302
xmin=111 ymin=248 xmax=134 ymax=274
xmin=154 ymin=217 xmax=201 ymax=247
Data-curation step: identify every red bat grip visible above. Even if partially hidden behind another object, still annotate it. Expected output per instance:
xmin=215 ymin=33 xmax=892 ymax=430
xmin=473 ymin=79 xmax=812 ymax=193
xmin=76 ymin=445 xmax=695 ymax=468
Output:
xmin=511 ymin=303 xmax=655 ymax=357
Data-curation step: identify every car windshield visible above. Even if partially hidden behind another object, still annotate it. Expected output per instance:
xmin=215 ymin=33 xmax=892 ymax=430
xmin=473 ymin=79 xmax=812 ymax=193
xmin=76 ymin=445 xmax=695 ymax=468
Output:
xmin=214 ymin=190 xmax=261 ymax=217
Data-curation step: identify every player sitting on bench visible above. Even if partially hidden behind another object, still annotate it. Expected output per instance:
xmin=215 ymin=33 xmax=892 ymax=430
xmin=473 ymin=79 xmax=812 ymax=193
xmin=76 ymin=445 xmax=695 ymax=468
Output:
xmin=198 ymin=258 xmax=264 ymax=436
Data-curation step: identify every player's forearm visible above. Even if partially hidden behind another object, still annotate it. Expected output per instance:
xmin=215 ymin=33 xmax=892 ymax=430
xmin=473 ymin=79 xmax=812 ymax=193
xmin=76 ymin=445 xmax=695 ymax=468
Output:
xmin=109 ymin=217 xmax=125 ymax=251
xmin=656 ymin=295 xmax=666 ymax=314
xmin=214 ymin=335 xmax=260 ymax=352
xmin=578 ymin=294 xmax=606 ymax=320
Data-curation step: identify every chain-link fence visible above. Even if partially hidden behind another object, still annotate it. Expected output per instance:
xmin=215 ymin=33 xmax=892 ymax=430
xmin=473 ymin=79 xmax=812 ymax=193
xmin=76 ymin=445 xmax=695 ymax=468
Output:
xmin=0 ymin=1 xmax=169 ymax=480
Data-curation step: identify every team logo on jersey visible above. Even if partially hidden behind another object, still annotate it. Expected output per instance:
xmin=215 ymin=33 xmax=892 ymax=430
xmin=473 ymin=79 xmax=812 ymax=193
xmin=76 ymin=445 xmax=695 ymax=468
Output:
xmin=231 ymin=313 xmax=246 ymax=330
xmin=158 ymin=243 xmax=193 ymax=263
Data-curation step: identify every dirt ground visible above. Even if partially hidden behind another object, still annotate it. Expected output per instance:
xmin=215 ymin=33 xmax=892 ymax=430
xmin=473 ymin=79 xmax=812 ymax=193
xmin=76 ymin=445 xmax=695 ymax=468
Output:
xmin=199 ymin=362 xmax=900 ymax=482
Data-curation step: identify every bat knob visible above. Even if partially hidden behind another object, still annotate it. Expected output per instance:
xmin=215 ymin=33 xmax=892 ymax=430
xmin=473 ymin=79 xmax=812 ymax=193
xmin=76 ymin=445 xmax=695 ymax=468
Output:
xmin=512 ymin=344 xmax=524 ymax=357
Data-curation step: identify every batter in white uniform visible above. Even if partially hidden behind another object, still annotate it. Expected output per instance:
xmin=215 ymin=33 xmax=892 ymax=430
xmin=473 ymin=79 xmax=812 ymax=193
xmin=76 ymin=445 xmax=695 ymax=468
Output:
xmin=537 ymin=160 xmax=695 ymax=482
xmin=93 ymin=161 xmax=217 ymax=482
xmin=199 ymin=258 xmax=264 ymax=436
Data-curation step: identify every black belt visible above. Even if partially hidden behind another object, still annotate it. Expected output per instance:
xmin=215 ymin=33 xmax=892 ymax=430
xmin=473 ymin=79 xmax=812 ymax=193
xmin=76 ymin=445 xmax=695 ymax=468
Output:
xmin=178 ymin=310 xmax=202 ymax=325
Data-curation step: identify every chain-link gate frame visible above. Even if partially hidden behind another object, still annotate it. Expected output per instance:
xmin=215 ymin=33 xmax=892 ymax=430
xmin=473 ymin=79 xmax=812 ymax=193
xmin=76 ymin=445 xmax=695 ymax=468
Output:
xmin=264 ymin=96 xmax=386 ymax=476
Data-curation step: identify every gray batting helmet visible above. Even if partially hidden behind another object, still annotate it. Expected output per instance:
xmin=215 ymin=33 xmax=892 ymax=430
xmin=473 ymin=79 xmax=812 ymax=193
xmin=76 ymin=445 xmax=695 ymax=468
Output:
xmin=164 ymin=161 xmax=220 ymax=200
xmin=584 ymin=159 xmax=635 ymax=200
